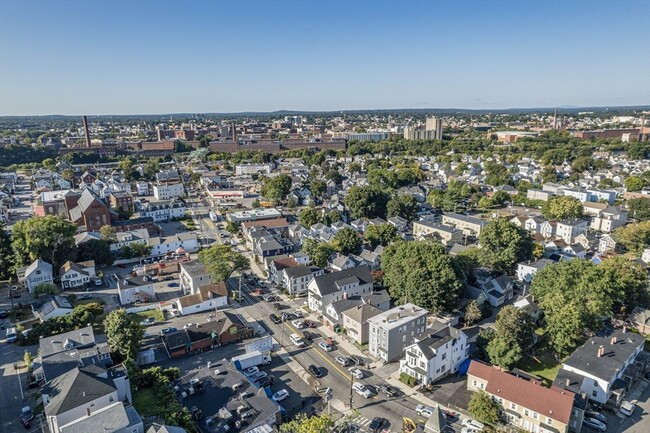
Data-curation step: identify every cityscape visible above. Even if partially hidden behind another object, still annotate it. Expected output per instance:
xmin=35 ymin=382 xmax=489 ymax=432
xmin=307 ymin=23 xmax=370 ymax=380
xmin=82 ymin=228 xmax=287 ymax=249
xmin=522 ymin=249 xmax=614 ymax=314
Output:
xmin=0 ymin=2 xmax=649 ymax=433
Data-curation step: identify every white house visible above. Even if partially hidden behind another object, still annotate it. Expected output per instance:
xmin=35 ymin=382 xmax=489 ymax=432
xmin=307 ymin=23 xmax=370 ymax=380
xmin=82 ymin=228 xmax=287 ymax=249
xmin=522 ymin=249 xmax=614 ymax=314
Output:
xmin=555 ymin=218 xmax=588 ymax=243
xmin=19 ymin=258 xmax=54 ymax=292
xmin=135 ymin=181 xmax=150 ymax=196
xmin=179 ymin=260 xmax=212 ymax=295
xmin=368 ymin=303 xmax=428 ymax=362
xmin=34 ymin=295 xmax=74 ymax=322
xmin=117 ymin=275 xmax=156 ymax=305
xmin=279 ymin=265 xmax=324 ymax=297
xmin=110 ymin=229 xmax=149 ymax=253
xmin=175 ymin=282 xmax=228 ymax=316
xmin=58 ymin=260 xmax=96 ymax=289
xmin=399 ymin=326 xmax=469 ymax=385
xmin=307 ymin=265 xmax=374 ymax=314
xmin=153 ymin=183 xmax=184 ymax=200
xmin=516 ymin=259 xmax=554 ymax=283
xmin=139 ymin=199 xmax=186 ymax=222
xmin=149 ymin=232 xmax=199 ymax=256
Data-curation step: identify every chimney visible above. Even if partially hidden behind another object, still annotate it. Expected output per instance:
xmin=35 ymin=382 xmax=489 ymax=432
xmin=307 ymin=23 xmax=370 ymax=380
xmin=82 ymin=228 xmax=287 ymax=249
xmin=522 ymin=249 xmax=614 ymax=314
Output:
xmin=598 ymin=345 xmax=605 ymax=357
xmin=623 ymin=325 xmax=627 ymax=333
xmin=565 ymin=378 xmax=570 ymax=387
xmin=82 ymin=116 xmax=91 ymax=147
xmin=611 ymin=336 xmax=617 ymax=345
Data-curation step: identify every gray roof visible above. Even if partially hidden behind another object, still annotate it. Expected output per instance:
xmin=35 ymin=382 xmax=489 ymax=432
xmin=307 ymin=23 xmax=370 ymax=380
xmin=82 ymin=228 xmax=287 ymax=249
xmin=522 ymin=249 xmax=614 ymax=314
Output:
xmin=284 ymin=265 xmax=319 ymax=279
xmin=443 ymin=213 xmax=487 ymax=227
xmin=44 ymin=368 xmax=117 ymax=416
xmin=59 ymin=401 xmax=132 ymax=433
xmin=40 ymin=326 xmax=96 ymax=357
xmin=413 ymin=326 xmax=466 ymax=360
xmin=25 ymin=258 xmax=52 ymax=277
xmin=341 ymin=303 xmax=383 ymax=323
xmin=36 ymin=295 xmax=73 ymax=318
xmin=368 ymin=303 xmax=428 ymax=330
xmin=311 ymin=265 xmax=373 ymax=296
xmin=180 ymin=260 xmax=209 ymax=275
xmin=361 ymin=289 xmax=391 ymax=307
xmin=562 ymin=329 xmax=644 ymax=382
xmin=147 ymin=424 xmax=188 ymax=433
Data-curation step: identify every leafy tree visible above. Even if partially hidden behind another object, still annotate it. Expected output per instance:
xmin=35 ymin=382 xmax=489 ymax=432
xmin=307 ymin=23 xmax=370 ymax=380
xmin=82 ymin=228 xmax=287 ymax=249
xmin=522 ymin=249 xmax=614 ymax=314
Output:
xmin=464 ymin=300 xmax=483 ymax=326
xmin=42 ymin=158 xmax=56 ymax=170
xmin=103 ymin=309 xmax=145 ymax=360
xmin=261 ymin=174 xmax=292 ymax=202
xmin=310 ymin=180 xmax=326 ymax=199
xmin=77 ymin=239 xmax=114 ymax=266
xmin=468 ymin=391 xmax=501 ymax=425
xmin=198 ymin=244 xmax=249 ymax=282
xmin=626 ymin=198 xmax=650 ymax=221
xmin=286 ymin=195 xmax=297 ymax=209
xmin=540 ymin=166 xmax=558 ymax=183
xmin=302 ymin=238 xmax=334 ymax=268
xmin=33 ymin=283 xmax=58 ymax=299
xmin=452 ymin=247 xmax=485 ymax=286
xmin=614 ymin=221 xmax=650 ymax=254
xmin=479 ymin=218 xmax=533 ymax=272
xmin=299 ymin=207 xmax=320 ymax=228
xmin=382 ymin=241 xmax=462 ymax=314
xmin=61 ymin=169 xmax=75 ymax=182
xmin=333 ymin=228 xmax=361 ymax=255
xmin=484 ymin=161 xmax=509 ymax=187
xmin=119 ymin=243 xmax=152 ymax=259
xmin=491 ymin=190 xmax=511 ymax=206
xmin=143 ymin=158 xmax=160 ymax=180
xmin=118 ymin=157 xmax=137 ymax=181
xmin=345 ymin=186 xmax=390 ymax=219
xmin=486 ymin=306 xmax=534 ymax=369
xmin=226 ymin=222 xmax=240 ymax=234
xmin=387 ymin=194 xmax=419 ymax=221
xmin=571 ymin=156 xmax=595 ymax=173
xmin=625 ymin=176 xmax=646 ymax=192
xmin=478 ymin=196 xmax=493 ymax=209
xmin=364 ymin=223 xmax=398 ymax=248
xmin=251 ymin=199 xmax=261 ymax=209
xmin=323 ymin=209 xmax=341 ymax=225
xmin=11 ymin=215 xmax=78 ymax=269
xmin=599 ymin=257 xmax=649 ymax=311
xmin=99 ymin=224 xmax=117 ymax=242
xmin=280 ymin=414 xmax=333 ymax=433
xmin=541 ymin=196 xmax=583 ymax=220
xmin=0 ymin=222 xmax=12 ymax=279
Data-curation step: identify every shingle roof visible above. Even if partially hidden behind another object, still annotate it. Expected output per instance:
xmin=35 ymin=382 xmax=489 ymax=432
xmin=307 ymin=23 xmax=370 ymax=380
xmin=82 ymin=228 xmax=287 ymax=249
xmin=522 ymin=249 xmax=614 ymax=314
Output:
xmin=59 ymin=401 xmax=130 ymax=433
xmin=413 ymin=326 xmax=465 ymax=360
xmin=39 ymin=326 xmax=96 ymax=357
xmin=44 ymin=368 xmax=117 ymax=416
xmin=312 ymin=265 xmax=373 ymax=296
xmin=341 ymin=303 xmax=383 ymax=323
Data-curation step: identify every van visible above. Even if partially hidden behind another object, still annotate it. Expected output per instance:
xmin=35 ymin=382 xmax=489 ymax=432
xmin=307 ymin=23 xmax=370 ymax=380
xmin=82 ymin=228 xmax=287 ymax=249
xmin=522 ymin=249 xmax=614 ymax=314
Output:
xmin=6 ymin=327 xmax=17 ymax=343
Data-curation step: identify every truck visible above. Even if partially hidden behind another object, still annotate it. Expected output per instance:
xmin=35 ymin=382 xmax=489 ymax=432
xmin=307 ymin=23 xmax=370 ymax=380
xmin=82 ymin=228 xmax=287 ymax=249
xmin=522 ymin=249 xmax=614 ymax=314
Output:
xmin=232 ymin=350 xmax=272 ymax=370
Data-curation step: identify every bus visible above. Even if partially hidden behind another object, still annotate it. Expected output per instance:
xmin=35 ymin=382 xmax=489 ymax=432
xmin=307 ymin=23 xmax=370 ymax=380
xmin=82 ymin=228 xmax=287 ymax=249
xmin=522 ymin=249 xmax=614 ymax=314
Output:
xmin=6 ymin=327 xmax=17 ymax=343
xmin=209 ymin=210 xmax=220 ymax=222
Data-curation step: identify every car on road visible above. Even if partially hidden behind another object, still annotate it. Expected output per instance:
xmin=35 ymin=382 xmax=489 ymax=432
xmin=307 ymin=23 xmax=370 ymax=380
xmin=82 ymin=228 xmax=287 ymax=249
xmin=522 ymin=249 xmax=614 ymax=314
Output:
xmin=304 ymin=319 xmax=317 ymax=328
xmin=272 ymin=389 xmax=289 ymax=402
xmin=160 ymin=327 xmax=177 ymax=335
xmin=368 ymin=417 xmax=387 ymax=433
xmin=256 ymin=376 xmax=273 ymax=387
xmin=302 ymin=330 xmax=313 ymax=340
xmin=335 ymin=356 xmax=351 ymax=366
xmin=78 ymin=294 xmax=93 ymax=300
xmin=0 ymin=310 xmax=7 ymax=319
xmin=254 ymin=288 xmax=264 ymax=295
xmin=263 ymin=294 xmax=276 ymax=302
xmin=243 ymin=367 xmax=259 ymax=377
xmin=416 ymin=404 xmax=434 ymax=417
xmin=117 ymin=264 xmax=127 ymax=268
xmin=348 ymin=367 xmax=364 ymax=379
xmin=377 ymin=384 xmax=398 ymax=397
xmin=141 ymin=317 xmax=155 ymax=326
xmin=583 ymin=418 xmax=606 ymax=432
xmin=251 ymin=371 xmax=268 ymax=382
xmin=183 ymin=322 xmax=198 ymax=329
xmin=291 ymin=319 xmax=305 ymax=329
xmin=290 ymin=333 xmax=306 ymax=347
xmin=461 ymin=419 xmax=485 ymax=431
xmin=619 ymin=401 xmax=636 ymax=416
xmin=269 ymin=314 xmax=282 ymax=324
xmin=352 ymin=382 xmax=372 ymax=398
xmin=94 ymin=278 xmax=103 ymax=286
xmin=585 ymin=411 xmax=607 ymax=424
xmin=292 ymin=310 xmax=303 ymax=318
xmin=308 ymin=365 xmax=323 ymax=378
xmin=273 ymin=303 xmax=284 ymax=310
xmin=318 ymin=341 xmax=333 ymax=352
xmin=20 ymin=406 xmax=33 ymax=427
xmin=349 ymin=355 xmax=364 ymax=366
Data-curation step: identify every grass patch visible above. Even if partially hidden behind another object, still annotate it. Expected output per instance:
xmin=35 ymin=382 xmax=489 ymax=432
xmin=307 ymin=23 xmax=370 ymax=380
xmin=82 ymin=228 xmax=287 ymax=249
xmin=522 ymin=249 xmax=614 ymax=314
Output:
xmin=132 ymin=388 xmax=163 ymax=417
xmin=515 ymin=347 xmax=563 ymax=386
xmin=75 ymin=297 xmax=105 ymax=306
xmin=128 ymin=309 xmax=164 ymax=323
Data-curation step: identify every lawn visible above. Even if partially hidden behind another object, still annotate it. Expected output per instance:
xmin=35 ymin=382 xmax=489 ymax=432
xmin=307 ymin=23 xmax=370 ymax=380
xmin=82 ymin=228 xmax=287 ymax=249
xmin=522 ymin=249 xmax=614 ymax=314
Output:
xmin=128 ymin=308 xmax=164 ymax=323
xmin=515 ymin=347 xmax=564 ymax=386
xmin=132 ymin=388 xmax=163 ymax=417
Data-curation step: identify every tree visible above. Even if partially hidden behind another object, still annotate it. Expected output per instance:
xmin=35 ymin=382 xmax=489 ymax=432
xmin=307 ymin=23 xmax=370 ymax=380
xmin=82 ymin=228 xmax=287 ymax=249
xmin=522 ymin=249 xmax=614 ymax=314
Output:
xmin=143 ymin=158 xmax=160 ymax=180
xmin=479 ymin=218 xmax=533 ymax=272
xmin=302 ymin=239 xmax=334 ymax=268
xmin=364 ymin=223 xmax=398 ymax=249
xmin=333 ymin=228 xmax=361 ymax=255
xmin=61 ymin=169 xmax=75 ymax=182
xmin=614 ymin=221 xmax=650 ymax=254
xmin=42 ymin=158 xmax=56 ymax=170
xmin=541 ymin=196 xmax=584 ymax=220
xmin=198 ymin=244 xmax=249 ymax=282
xmin=299 ymin=207 xmax=320 ymax=228
xmin=599 ymin=257 xmax=649 ymax=311
xmin=571 ymin=156 xmax=595 ymax=173
xmin=323 ymin=209 xmax=341 ymax=225
xmin=119 ymin=243 xmax=152 ymax=259
xmin=118 ymin=157 xmax=137 ymax=181
xmin=11 ymin=215 xmax=78 ymax=269
xmin=382 ymin=241 xmax=463 ymax=314
xmin=468 ymin=391 xmax=501 ymax=425
xmin=491 ymin=190 xmax=511 ymax=207
xmin=387 ymin=194 xmax=419 ymax=222
xmin=226 ymin=222 xmax=240 ymax=234
xmin=0 ymin=222 xmax=12 ymax=279
xmin=625 ymin=176 xmax=645 ymax=192
xmin=478 ymin=196 xmax=493 ymax=209
xmin=251 ymin=199 xmax=261 ymax=209
xmin=261 ymin=174 xmax=292 ymax=202
xmin=103 ymin=309 xmax=144 ymax=360
xmin=540 ymin=166 xmax=558 ymax=183
xmin=486 ymin=306 xmax=534 ymax=369
xmin=626 ymin=198 xmax=650 ymax=221
xmin=345 ymin=186 xmax=390 ymax=219
xmin=311 ymin=180 xmax=326 ymax=199
xmin=76 ymin=239 xmax=114 ymax=266
xmin=464 ymin=300 xmax=483 ymax=326
xmin=33 ymin=282 xmax=58 ymax=299
xmin=484 ymin=161 xmax=509 ymax=187
xmin=280 ymin=414 xmax=333 ymax=433
xmin=99 ymin=224 xmax=117 ymax=242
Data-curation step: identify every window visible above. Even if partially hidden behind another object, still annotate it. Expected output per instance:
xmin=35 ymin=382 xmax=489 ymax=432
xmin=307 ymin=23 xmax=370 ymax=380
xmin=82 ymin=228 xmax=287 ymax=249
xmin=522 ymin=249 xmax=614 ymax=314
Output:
xmin=441 ymin=353 xmax=446 ymax=360
xmin=510 ymin=402 xmax=516 ymax=410
xmin=532 ymin=412 xmax=538 ymax=420
xmin=524 ymin=409 xmax=530 ymax=417
xmin=593 ymin=379 xmax=598 ymax=386
xmin=546 ymin=418 xmax=552 ymax=425
xmin=592 ymin=390 xmax=598 ymax=397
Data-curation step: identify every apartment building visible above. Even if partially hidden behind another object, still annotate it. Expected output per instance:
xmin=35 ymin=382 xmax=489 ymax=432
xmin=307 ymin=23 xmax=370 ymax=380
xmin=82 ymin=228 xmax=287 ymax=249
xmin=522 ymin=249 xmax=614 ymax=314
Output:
xmin=235 ymin=163 xmax=274 ymax=175
xmin=412 ymin=221 xmax=463 ymax=246
xmin=307 ymin=265 xmax=374 ymax=314
xmin=368 ymin=303 xmax=428 ymax=362
xmin=179 ymin=260 xmax=212 ymax=295
xmin=441 ymin=213 xmax=487 ymax=237
xmin=153 ymin=183 xmax=185 ymax=200
xmin=555 ymin=218 xmax=588 ymax=243
xmin=526 ymin=189 xmax=553 ymax=202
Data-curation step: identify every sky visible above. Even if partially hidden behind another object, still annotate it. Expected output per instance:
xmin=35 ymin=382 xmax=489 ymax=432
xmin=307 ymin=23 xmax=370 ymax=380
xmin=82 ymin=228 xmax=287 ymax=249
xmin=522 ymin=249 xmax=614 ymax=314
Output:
xmin=0 ymin=0 xmax=649 ymax=115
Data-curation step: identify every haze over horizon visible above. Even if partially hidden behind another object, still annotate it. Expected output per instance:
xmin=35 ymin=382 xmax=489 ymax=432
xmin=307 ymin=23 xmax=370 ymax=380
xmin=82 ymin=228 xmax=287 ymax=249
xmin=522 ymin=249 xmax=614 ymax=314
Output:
xmin=1 ymin=0 xmax=649 ymax=116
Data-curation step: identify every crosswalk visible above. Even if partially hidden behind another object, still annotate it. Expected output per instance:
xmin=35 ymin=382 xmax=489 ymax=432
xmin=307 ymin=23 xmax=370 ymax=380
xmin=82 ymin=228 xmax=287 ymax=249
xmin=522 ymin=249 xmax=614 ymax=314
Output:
xmin=347 ymin=415 xmax=393 ymax=433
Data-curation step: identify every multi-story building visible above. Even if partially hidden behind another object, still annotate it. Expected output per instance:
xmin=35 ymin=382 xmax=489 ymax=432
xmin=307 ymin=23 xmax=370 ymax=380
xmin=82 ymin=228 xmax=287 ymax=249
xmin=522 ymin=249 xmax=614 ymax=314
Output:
xmin=307 ymin=265 xmax=374 ymax=313
xmin=399 ymin=326 xmax=468 ymax=385
xmin=117 ymin=275 xmax=156 ymax=305
xmin=526 ymin=189 xmax=553 ymax=202
xmin=441 ymin=213 xmax=487 ymax=237
xmin=279 ymin=265 xmax=324 ymax=297
xmin=368 ymin=303 xmax=428 ymax=362
xmin=587 ymin=188 xmax=616 ymax=205
xmin=108 ymin=191 xmax=134 ymax=212
xmin=153 ymin=183 xmax=185 ymax=200
xmin=412 ymin=221 xmax=463 ymax=246
xmin=18 ymin=258 xmax=54 ymax=292
xmin=179 ymin=260 xmax=212 ymax=295
xmin=555 ymin=218 xmax=588 ymax=243
xmin=562 ymin=188 xmax=590 ymax=203
xmin=516 ymin=259 xmax=554 ymax=283
xmin=138 ymin=198 xmax=186 ymax=222
xmin=69 ymin=188 xmax=111 ymax=231
xmin=590 ymin=206 xmax=627 ymax=233
xmin=425 ymin=116 xmax=443 ymax=140
xmin=58 ymin=260 xmax=96 ymax=289
xmin=468 ymin=360 xmax=576 ymax=433
xmin=235 ymin=163 xmax=274 ymax=175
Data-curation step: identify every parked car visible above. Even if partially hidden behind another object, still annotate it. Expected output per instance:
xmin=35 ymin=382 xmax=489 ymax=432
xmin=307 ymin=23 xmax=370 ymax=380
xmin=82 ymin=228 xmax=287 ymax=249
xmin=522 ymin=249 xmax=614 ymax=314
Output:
xmin=269 ymin=314 xmax=282 ymax=324
xmin=352 ymin=382 xmax=372 ymax=398
xmin=302 ymin=330 xmax=313 ymax=340
xmin=272 ymin=389 xmax=289 ymax=402
xmin=256 ymin=376 xmax=273 ymax=387
xmin=619 ymin=401 xmax=636 ymax=416
xmin=349 ymin=355 xmax=364 ymax=366
xmin=291 ymin=319 xmax=305 ymax=329
xmin=583 ymin=418 xmax=606 ymax=432
xmin=160 ymin=327 xmax=177 ymax=335
xmin=141 ymin=317 xmax=155 ymax=326
xmin=318 ymin=341 xmax=333 ymax=352
xmin=94 ymin=278 xmax=103 ymax=286
xmin=461 ymin=419 xmax=485 ymax=431
xmin=183 ymin=322 xmax=198 ymax=329
xmin=304 ymin=319 xmax=317 ymax=328
xmin=191 ymin=406 xmax=204 ymax=420
xmin=243 ymin=367 xmax=259 ymax=377
xmin=308 ymin=365 xmax=323 ymax=378
xmin=369 ymin=417 xmax=387 ymax=433
xmin=292 ymin=310 xmax=303 ymax=318
xmin=263 ymin=294 xmax=277 ymax=302
xmin=377 ymin=384 xmax=398 ymax=397
xmin=0 ymin=310 xmax=7 ymax=319
xmin=251 ymin=371 xmax=268 ymax=382
xmin=273 ymin=303 xmax=283 ymax=310
xmin=348 ymin=367 xmax=364 ymax=379
xmin=416 ymin=404 xmax=434 ymax=417
xmin=585 ymin=411 xmax=607 ymax=424
xmin=78 ymin=294 xmax=93 ymax=300
xmin=290 ymin=333 xmax=306 ymax=347
xmin=335 ymin=356 xmax=351 ymax=366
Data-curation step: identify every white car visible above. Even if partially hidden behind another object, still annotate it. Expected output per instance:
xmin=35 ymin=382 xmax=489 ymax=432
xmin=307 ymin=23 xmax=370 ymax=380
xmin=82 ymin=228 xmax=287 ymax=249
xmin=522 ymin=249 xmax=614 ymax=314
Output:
xmin=94 ymin=278 xmax=103 ymax=286
xmin=243 ymin=367 xmax=259 ymax=376
xmin=183 ymin=322 xmax=198 ymax=329
xmin=272 ymin=389 xmax=289 ymax=402
xmin=352 ymin=382 xmax=372 ymax=398
xmin=292 ymin=310 xmax=303 ymax=318
xmin=251 ymin=371 xmax=268 ymax=382
xmin=583 ymin=418 xmax=606 ymax=432
xmin=416 ymin=404 xmax=434 ymax=417
xmin=461 ymin=428 xmax=480 ymax=433
xmin=461 ymin=419 xmax=485 ymax=431
xmin=619 ymin=401 xmax=636 ymax=416
xmin=348 ymin=367 xmax=364 ymax=379
xmin=291 ymin=319 xmax=305 ymax=329
xmin=290 ymin=333 xmax=305 ymax=347
xmin=318 ymin=341 xmax=332 ymax=352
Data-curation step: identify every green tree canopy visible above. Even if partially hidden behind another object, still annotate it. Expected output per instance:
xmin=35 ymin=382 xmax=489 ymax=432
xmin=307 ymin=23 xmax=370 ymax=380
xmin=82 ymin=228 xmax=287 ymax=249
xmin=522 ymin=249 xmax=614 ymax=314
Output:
xmin=614 ymin=221 xmax=650 ymax=254
xmin=198 ymin=244 xmax=250 ymax=282
xmin=468 ymin=391 xmax=501 ymax=425
xmin=387 ymin=194 xmax=419 ymax=222
xmin=302 ymin=238 xmax=334 ymax=268
xmin=541 ymin=195 xmax=584 ymax=220
xmin=345 ymin=185 xmax=390 ymax=219
xmin=11 ymin=215 xmax=78 ymax=269
xmin=599 ymin=256 xmax=649 ymax=311
xmin=333 ymin=228 xmax=361 ymax=255
xmin=479 ymin=218 xmax=533 ymax=272
xmin=464 ymin=300 xmax=483 ymax=327
xmin=99 ymin=224 xmax=117 ymax=242
xmin=119 ymin=243 xmax=152 ymax=259
xmin=261 ymin=174 xmax=292 ymax=202
xmin=77 ymin=239 xmax=114 ymax=266
xmin=103 ymin=309 xmax=145 ymax=361
xmin=625 ymin=176 xmax=646 ymax=192
xmin=280 ymin=414 xmax=333 ymax=433
xmin=299 ymin=207 xmax=320 ymax=228
xmin=382 ymin=241 xmax=462 ymax=314
xmin=0 ymin=222 xmax=12 ymax=279
xmin=33 ymin=282 xmax=58 ymax=299
xmin=364 ymin=223 xmax=398 ymax=249
xmin=486 ymin=305 xmax=534 ymax=369
xmin=626 ymin=198 xmax=650 ymax=221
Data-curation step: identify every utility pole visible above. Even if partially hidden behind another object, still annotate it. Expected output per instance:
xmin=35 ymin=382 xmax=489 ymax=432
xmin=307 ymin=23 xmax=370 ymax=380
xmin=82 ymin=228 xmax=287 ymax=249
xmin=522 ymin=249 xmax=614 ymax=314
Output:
xmin=348 ymin=373 xmax=354 ymax=410
xmin=280 ymin=315 xmax=286 ymax=347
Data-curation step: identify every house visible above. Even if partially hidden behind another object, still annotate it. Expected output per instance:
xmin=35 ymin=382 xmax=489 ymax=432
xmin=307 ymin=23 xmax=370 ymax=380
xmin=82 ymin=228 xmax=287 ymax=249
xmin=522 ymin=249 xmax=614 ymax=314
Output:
xmin=34 ymin=295 xmax=74 ymax=322
xmin=252 ymin=231 xmax=294 ymax=260
xmin=468 ymin=361 xmax=576 ymax=433
xmin=135 ymin=181 xmax=150 ymax=196
xmin=481 ymin=273 xmax=514 ymax=307
xmin=512 ymin=294 xmax=542 ymax=322
xmin=629 ymin=307 xmax=650 ymax=335
xmin=108 ymin=191 xmax=134 ymax=212
xmin=175 ymin=282 xmax=228 ymax=316
xmin=441 ymin=213 xmax=487 ymax=237
xmin=110 ymin=229 xmax=149 ymax=253
xmin=368 ymin=303 xmax=428 ymax=362
xmin=68 ymin=188 xmax=112 ymax=231
xmin=179 ymin=260 xmax=212 ymax=295
xmin=598 ymin=233 xmax=620 ymax=253
xmin=329 ymin=254 xmax=358 ymax=271
xmin=279 ymin=265 xmax=324 ymax=297
xmin=341 ymin=303 xmax=384 ymax=345
xmin=555 ymin=218 xmax=588 ymax=243
xmin=59 ymin=260 xmax=96 ymax=289
xmin=139 ymin=198 xmax=186 ymax=222
xmin=591 ymin=206 xmax=627 ymax=233
xmin=148 ymin=232 xmax=199 ymax=256
xmin=117 ymin=275 xmax=156 ymax=305
xmin=526 ymin=189 xmax=553 ymax=201
xmin=399 ymin=325 xmax=469 ymax=385
xmin=153 ymin=183 xmax=184 ymax=200
xmin=516 ymin=259 xmax=554 ymax=283
xmin=147 ymin=425 xmax=187 ymax=433
xmin=553 ymin=329 xmax=646 ymax=406
xmin=19 ymin=258 xmax=54 ymax=292
xmin=562 ymin=188 xmax=590 ymax=203
xmin=540 ymin=220 xmax=557 ymax=238
xmin=524 ymin=217 xmax=545 ymax=234
xmin=388 ymin=216 xmax=409 ymax=231
xmin=412 ymin=221 xmax=463 ymax=246
xmin=307 ymin=265 xmax=374 ymax=313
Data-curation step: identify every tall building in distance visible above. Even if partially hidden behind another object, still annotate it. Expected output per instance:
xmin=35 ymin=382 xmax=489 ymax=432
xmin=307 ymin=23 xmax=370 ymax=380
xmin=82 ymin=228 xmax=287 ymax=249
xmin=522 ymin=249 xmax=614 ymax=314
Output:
xmin=403 ymin=116 xmax=443 ymax=140
xmin=425 ymin=116 xmax=443 ymax=140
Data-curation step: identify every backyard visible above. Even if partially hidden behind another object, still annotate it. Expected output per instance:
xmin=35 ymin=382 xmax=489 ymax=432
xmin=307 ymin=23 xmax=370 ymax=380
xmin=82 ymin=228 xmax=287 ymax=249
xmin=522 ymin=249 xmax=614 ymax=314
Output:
xmin=515 ymin=346 xmax=564 ymax=386
xmin=128 ymin=308 xmax=165 ymax=324
xmin=132 ymin=388 xmax=162 ymax=417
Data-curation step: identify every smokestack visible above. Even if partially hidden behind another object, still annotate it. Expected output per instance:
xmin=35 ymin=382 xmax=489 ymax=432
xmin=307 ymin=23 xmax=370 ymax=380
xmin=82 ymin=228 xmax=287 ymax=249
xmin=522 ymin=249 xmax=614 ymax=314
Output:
xmin=232 ymin=122 xmax=237 ymax=142
xmin=553 ymin=109 xmax=558 ymax=130
xmin=82 ymin=116 xmax=91 ymax=147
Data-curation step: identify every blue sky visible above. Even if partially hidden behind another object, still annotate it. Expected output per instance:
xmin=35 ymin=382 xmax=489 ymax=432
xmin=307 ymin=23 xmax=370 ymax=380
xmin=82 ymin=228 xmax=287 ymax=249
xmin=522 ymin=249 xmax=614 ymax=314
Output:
xmin=1 ymin=0 xmax=648 ymax=115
